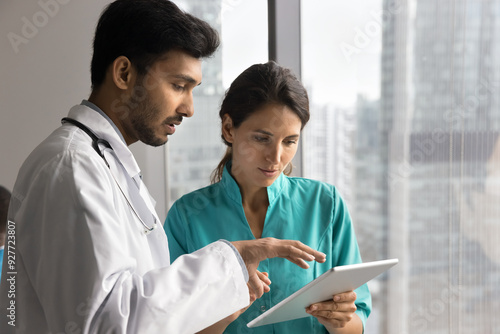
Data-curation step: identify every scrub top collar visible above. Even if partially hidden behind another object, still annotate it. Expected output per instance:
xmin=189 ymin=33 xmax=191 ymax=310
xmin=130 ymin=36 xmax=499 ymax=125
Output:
xmin=67 ymin=103 xmax=141 ymax=180
xmin=221 ymin=161 xmax=287 ymax=206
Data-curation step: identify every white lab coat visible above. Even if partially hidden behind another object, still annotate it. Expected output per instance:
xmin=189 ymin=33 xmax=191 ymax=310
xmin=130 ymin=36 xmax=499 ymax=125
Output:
xmin=0 ymin=105 xmax=249 ymax=334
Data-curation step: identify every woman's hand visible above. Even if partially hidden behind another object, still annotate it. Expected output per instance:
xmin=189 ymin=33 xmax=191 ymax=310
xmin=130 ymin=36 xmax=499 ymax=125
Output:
xmin=232 ymin=238 xmax=326 ymax=300
xmin=306 ymin=291 xmax=362 ymax=333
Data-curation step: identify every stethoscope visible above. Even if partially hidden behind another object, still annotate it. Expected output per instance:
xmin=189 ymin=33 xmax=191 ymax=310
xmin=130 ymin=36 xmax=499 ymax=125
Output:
xmin=61 ymin=117 xmax=158 ymax=235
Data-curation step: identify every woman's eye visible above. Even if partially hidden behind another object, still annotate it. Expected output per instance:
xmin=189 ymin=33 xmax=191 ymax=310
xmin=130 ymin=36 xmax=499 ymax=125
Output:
xmin=254 ymin=136 xmax=269 ymax=143
xmin=285 ymin=140 xmax=297 ymax=145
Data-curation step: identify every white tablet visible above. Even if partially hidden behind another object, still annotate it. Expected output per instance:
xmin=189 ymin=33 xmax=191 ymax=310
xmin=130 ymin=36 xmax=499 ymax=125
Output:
xmin=247 ymin=258 xmax=398 ymax=328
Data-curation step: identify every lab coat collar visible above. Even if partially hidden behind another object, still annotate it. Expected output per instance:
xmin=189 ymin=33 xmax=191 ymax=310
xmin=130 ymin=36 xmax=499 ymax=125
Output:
xmin=67 ymin=104 xmax=141 ymax=179
xmin=81 ymin=100 xmax=127 ymax=144
xmin=221 ymin=161 xmax=286 ymax=206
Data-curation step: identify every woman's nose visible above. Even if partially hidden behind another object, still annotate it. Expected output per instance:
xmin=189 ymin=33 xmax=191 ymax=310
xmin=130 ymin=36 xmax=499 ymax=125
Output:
xmin=265 ymin=144 xmax=281 ymax=164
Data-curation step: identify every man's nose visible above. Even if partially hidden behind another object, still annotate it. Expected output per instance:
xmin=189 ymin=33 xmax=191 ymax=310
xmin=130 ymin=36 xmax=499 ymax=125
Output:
xmin=179 ymin=92 xmax=194 ymax=118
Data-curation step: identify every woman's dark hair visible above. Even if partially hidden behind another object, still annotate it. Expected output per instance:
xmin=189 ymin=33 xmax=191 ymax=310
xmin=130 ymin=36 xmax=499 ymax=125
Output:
xmin=211 ymin=61 xmax=310 ymax=183
xmin=91 ymin=0 xmax=220 ymax=89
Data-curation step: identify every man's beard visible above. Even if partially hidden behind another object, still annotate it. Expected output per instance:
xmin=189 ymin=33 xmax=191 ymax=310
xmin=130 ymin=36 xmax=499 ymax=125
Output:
xmin=130 ymin=95 xmax=167 ymax=147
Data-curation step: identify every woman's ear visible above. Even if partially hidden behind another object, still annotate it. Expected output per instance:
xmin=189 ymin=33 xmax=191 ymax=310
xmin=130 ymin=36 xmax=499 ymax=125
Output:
xmin=111 ymin=56 xmax=135 ymax=90
xmin=221 ymin=114 xmax=234 ymax=144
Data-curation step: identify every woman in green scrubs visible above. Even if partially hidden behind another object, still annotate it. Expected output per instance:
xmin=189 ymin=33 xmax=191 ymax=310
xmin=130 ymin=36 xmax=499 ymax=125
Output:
xmin=164 ymin=61 xmax=371 ymax=334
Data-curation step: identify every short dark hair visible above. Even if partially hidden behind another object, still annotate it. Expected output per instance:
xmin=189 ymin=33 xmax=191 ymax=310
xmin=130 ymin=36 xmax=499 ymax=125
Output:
xmin=0 ymin=186 xmax=11 ymax=235
xmin=211 ymin=61 xmax=310 ymax=183
xmin=91 ymin=0 xmax=220 ymax=89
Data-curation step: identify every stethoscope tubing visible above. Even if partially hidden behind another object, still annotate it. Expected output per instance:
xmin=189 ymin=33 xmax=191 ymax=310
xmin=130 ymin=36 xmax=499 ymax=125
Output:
xmin=61 ymin=117 xmax=157 ymax=234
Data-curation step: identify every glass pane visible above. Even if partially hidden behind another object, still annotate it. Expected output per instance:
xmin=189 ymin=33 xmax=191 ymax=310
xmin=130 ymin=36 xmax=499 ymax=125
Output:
xmin=301 ymin=1 xmax=386 ymax=333
xmin=167 ymin=0 xmax=268 ymax=207
xmin=302 ymin=0 xmax=500 ymax=333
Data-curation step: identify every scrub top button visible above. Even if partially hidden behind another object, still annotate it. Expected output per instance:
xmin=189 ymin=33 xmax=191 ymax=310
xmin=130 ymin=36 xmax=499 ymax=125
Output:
xmin=260 ymin=305 xmax=266 ymax=312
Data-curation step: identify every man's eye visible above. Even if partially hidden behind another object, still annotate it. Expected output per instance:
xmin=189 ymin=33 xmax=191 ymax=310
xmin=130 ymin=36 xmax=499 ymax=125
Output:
xmin=173 ymin=84 xmax=185 ymax=91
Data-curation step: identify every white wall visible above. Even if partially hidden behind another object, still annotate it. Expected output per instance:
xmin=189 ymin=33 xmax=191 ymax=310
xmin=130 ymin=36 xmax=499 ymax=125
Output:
xmin=0 ymin=0 xmax=168 ymax=219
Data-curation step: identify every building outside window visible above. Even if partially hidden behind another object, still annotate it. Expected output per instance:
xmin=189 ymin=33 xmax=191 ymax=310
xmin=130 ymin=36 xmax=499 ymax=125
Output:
xmin=167 ymin=0 xmax=268 ymax=207
xmin=301 ymin=0 xmax=500 ymax=333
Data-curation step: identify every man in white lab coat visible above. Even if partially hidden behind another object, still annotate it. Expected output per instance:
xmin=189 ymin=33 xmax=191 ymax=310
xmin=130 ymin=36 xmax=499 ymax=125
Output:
xmin=0 ymin=1 xmax=326 ymax=333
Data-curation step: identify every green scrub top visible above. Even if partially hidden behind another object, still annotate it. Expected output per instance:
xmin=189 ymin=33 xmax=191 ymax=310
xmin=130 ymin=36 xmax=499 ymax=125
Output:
xmin=165 ymin=163 xmax=371 ymax=333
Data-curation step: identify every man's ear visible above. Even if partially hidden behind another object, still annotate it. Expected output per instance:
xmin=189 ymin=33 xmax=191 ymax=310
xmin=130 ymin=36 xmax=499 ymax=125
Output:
xmin=222 ymin=114 xmax=234 ymax=144
xmin=111 ymin=56 xmax=135 ymax=90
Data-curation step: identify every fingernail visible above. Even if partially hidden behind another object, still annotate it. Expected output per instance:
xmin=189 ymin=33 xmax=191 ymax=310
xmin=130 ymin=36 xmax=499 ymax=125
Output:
xmin=334 ymin=295 xmax=340 ymax=301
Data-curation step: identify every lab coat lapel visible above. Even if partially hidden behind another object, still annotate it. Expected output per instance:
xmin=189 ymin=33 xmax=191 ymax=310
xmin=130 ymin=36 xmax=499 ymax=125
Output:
xmin=102 ymin=148 xmax=159 ymax=234
xmin=66 ymin=105 xmax=161 ymax=234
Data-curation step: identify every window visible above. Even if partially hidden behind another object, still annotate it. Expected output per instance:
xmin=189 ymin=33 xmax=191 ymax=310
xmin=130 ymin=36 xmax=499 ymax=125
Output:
xmin=301 ymin=0 xmax=500 ymax=333
xmin=167 ymin=0 xmax=268 ymax=207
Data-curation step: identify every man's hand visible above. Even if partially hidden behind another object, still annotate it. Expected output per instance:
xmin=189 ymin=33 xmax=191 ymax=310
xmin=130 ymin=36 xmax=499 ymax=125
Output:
xmin=232 ymin=238 xmax=326 ymax=300
xmin=197 ymin=271 xmax=269 ymax=334
xmin=249 ymin=271 xmax=271 ymax=302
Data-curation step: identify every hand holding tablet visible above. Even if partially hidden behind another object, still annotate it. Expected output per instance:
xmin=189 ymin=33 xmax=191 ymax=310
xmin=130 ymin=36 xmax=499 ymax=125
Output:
xmin=247 ymin=258 xmax=399 ymax=328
